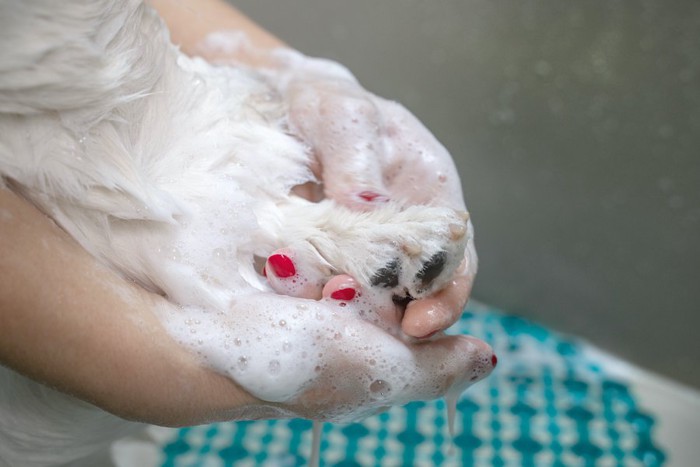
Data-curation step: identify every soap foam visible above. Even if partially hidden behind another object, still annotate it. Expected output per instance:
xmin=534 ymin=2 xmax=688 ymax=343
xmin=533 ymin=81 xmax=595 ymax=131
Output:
xmin=159 ymin=276 xmax=493 ymax=421
xmin=138 ymin=31 xmax=494 ymax=421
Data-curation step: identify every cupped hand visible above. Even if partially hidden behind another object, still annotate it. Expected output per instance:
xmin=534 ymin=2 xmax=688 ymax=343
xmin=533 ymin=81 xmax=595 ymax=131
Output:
xmin=263 ymin=51 xmax=478 ymax=338
xmin=190 ymin=45 xmax=488 ymax=421
xmin=162 ymin=272 xmax=495 ymax=423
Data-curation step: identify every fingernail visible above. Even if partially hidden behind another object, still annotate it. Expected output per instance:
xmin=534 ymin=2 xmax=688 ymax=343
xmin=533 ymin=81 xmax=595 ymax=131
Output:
xmin=491 ymin=354 xmax=498 ymax=367
xmin=267 ymin=254 xmax=296 ymax=278
xmin=417 ymin=329 xmax=439 ymax=339
xmin=358 ymin=191 xmax=388 ymax=203
xmin=330 ymin=288 xmax=356 ymax=301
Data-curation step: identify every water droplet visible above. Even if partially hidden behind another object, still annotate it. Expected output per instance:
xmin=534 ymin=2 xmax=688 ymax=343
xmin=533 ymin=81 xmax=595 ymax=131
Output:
xmin=233 ymin=338 xmax=242 ymax=346
xmin=268 ymin=360 xmax=281 ymax=375
xmin=369 ymin=379 xmax=390 ymax=396
xmin=282 ymin=341 xmax=292 ymax=352
xmin=278 ymin=319 xmax=287 ymax=327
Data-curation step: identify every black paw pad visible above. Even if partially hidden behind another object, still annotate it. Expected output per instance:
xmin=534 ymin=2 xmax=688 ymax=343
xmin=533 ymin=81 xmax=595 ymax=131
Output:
xmin=392 ymin=294 xmax=413 ymax=308
xmin=416 ymin=251 xmax=448 ymax=288
xmin=371 ymin=259 xmax=401 ymax=288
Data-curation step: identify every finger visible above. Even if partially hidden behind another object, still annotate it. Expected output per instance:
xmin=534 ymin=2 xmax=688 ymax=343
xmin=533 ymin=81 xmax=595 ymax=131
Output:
xmin=264 ymin=248 xmax=325 ymax=299
xmin=288 ymin=85 xmax=391 ymax=210
xmin=401 ymin=274 xmax=473 ymax=338
xmin=292 ymin=331 xmax=497 ymax=422
xmin=321 ymin=274 xmax=360 ymax=301
xmin=406 ymin=334 xmax=496 ymax=398
xmin=374 ymin=98 xmax=466 ymax=209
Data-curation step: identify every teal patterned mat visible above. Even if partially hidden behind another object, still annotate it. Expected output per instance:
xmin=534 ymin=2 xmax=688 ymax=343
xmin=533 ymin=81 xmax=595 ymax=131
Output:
xmin=159 ymin=303 xmax=666 ymax=466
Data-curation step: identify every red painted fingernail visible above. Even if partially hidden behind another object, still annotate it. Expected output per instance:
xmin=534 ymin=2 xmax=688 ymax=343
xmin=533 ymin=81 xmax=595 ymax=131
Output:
xmin=267 ymin=254 xmax=296 ymax=278
xmin=262 ymin=266 xmax=267 ymax=277
xmin=491 ymin=354 xmax=498 ymax=367
xmin=417 ymin=330 xmax=439 ymax=339
xmin=330 ymin=288 xmax=356 ymax=301
xmin=358 ymin=191 xmax=388 ymax=203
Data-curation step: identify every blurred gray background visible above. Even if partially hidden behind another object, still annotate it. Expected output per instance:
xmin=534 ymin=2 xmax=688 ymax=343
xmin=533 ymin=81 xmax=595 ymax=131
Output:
xmin=231 ymin=0 xmax=700 ymax=389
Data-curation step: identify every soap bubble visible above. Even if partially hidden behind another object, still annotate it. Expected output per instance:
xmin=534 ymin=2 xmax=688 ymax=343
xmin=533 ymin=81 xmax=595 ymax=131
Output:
xmin=268 ymin=360 xmax=281 ymax=375
xmin=369 ymin=379 xmax=391 ymax=397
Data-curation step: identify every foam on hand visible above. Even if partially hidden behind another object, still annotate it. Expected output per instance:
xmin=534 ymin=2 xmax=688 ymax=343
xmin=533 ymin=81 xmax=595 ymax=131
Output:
xmin=145 ymin=33 xmax=494 ymax=421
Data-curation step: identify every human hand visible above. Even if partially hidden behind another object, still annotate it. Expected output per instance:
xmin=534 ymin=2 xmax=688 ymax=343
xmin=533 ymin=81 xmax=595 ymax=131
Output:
xmin=162 ymin=275 xmax=494 ymax=423
xmin=235 ymin=52 xmax=488 ymax=421
xmin=262 ymin=50 xmax=478 ymax=339
xmin=182 ymin=39 xmax=488 ymax=421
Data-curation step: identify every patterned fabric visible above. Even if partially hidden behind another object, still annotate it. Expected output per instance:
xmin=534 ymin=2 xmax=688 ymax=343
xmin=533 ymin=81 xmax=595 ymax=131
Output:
xmin=159 ymin=302 xmax=666 ymax=466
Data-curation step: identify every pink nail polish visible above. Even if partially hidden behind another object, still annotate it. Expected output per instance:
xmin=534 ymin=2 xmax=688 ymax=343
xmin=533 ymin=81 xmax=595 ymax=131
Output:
xmin=267 ymin=254 xmax=296 ymax=278
xmin=330 ymin=288 xmax=356 ymax=301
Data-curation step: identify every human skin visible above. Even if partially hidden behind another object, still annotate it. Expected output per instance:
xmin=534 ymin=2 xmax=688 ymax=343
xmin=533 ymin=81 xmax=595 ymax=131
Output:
xmin=0 ymin=0 xmax=483 ymax=427
xmin=0 ymin=188 xmax=257 ymax=426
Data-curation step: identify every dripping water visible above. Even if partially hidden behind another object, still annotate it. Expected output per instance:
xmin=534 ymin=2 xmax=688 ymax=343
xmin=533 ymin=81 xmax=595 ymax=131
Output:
xmin=445 ymin=392 xmax=459 ymax=456
xmin=309 ymin=421 xmax=323 ymax=467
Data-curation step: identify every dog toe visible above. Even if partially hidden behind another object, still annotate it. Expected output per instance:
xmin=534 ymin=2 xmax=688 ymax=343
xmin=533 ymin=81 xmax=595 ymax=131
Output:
xmin=371 ymin=259 xmax=401 ymax=288
xmin=416 ymin=250 xmax=448 ymax=290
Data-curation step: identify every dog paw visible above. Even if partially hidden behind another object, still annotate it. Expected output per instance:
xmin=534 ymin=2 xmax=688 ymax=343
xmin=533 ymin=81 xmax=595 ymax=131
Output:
xmin=271 ymin=199 xmax=471 ymax=301
xmin=356 ymin=204 xmax=470 ymax=300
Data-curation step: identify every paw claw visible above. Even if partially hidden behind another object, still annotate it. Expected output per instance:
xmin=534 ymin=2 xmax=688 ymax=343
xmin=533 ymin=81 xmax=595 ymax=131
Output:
xmin=449 ymin=223 xmax=467 ymax=240
xmin=456 ymin=210 xmax=470 ymax=222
